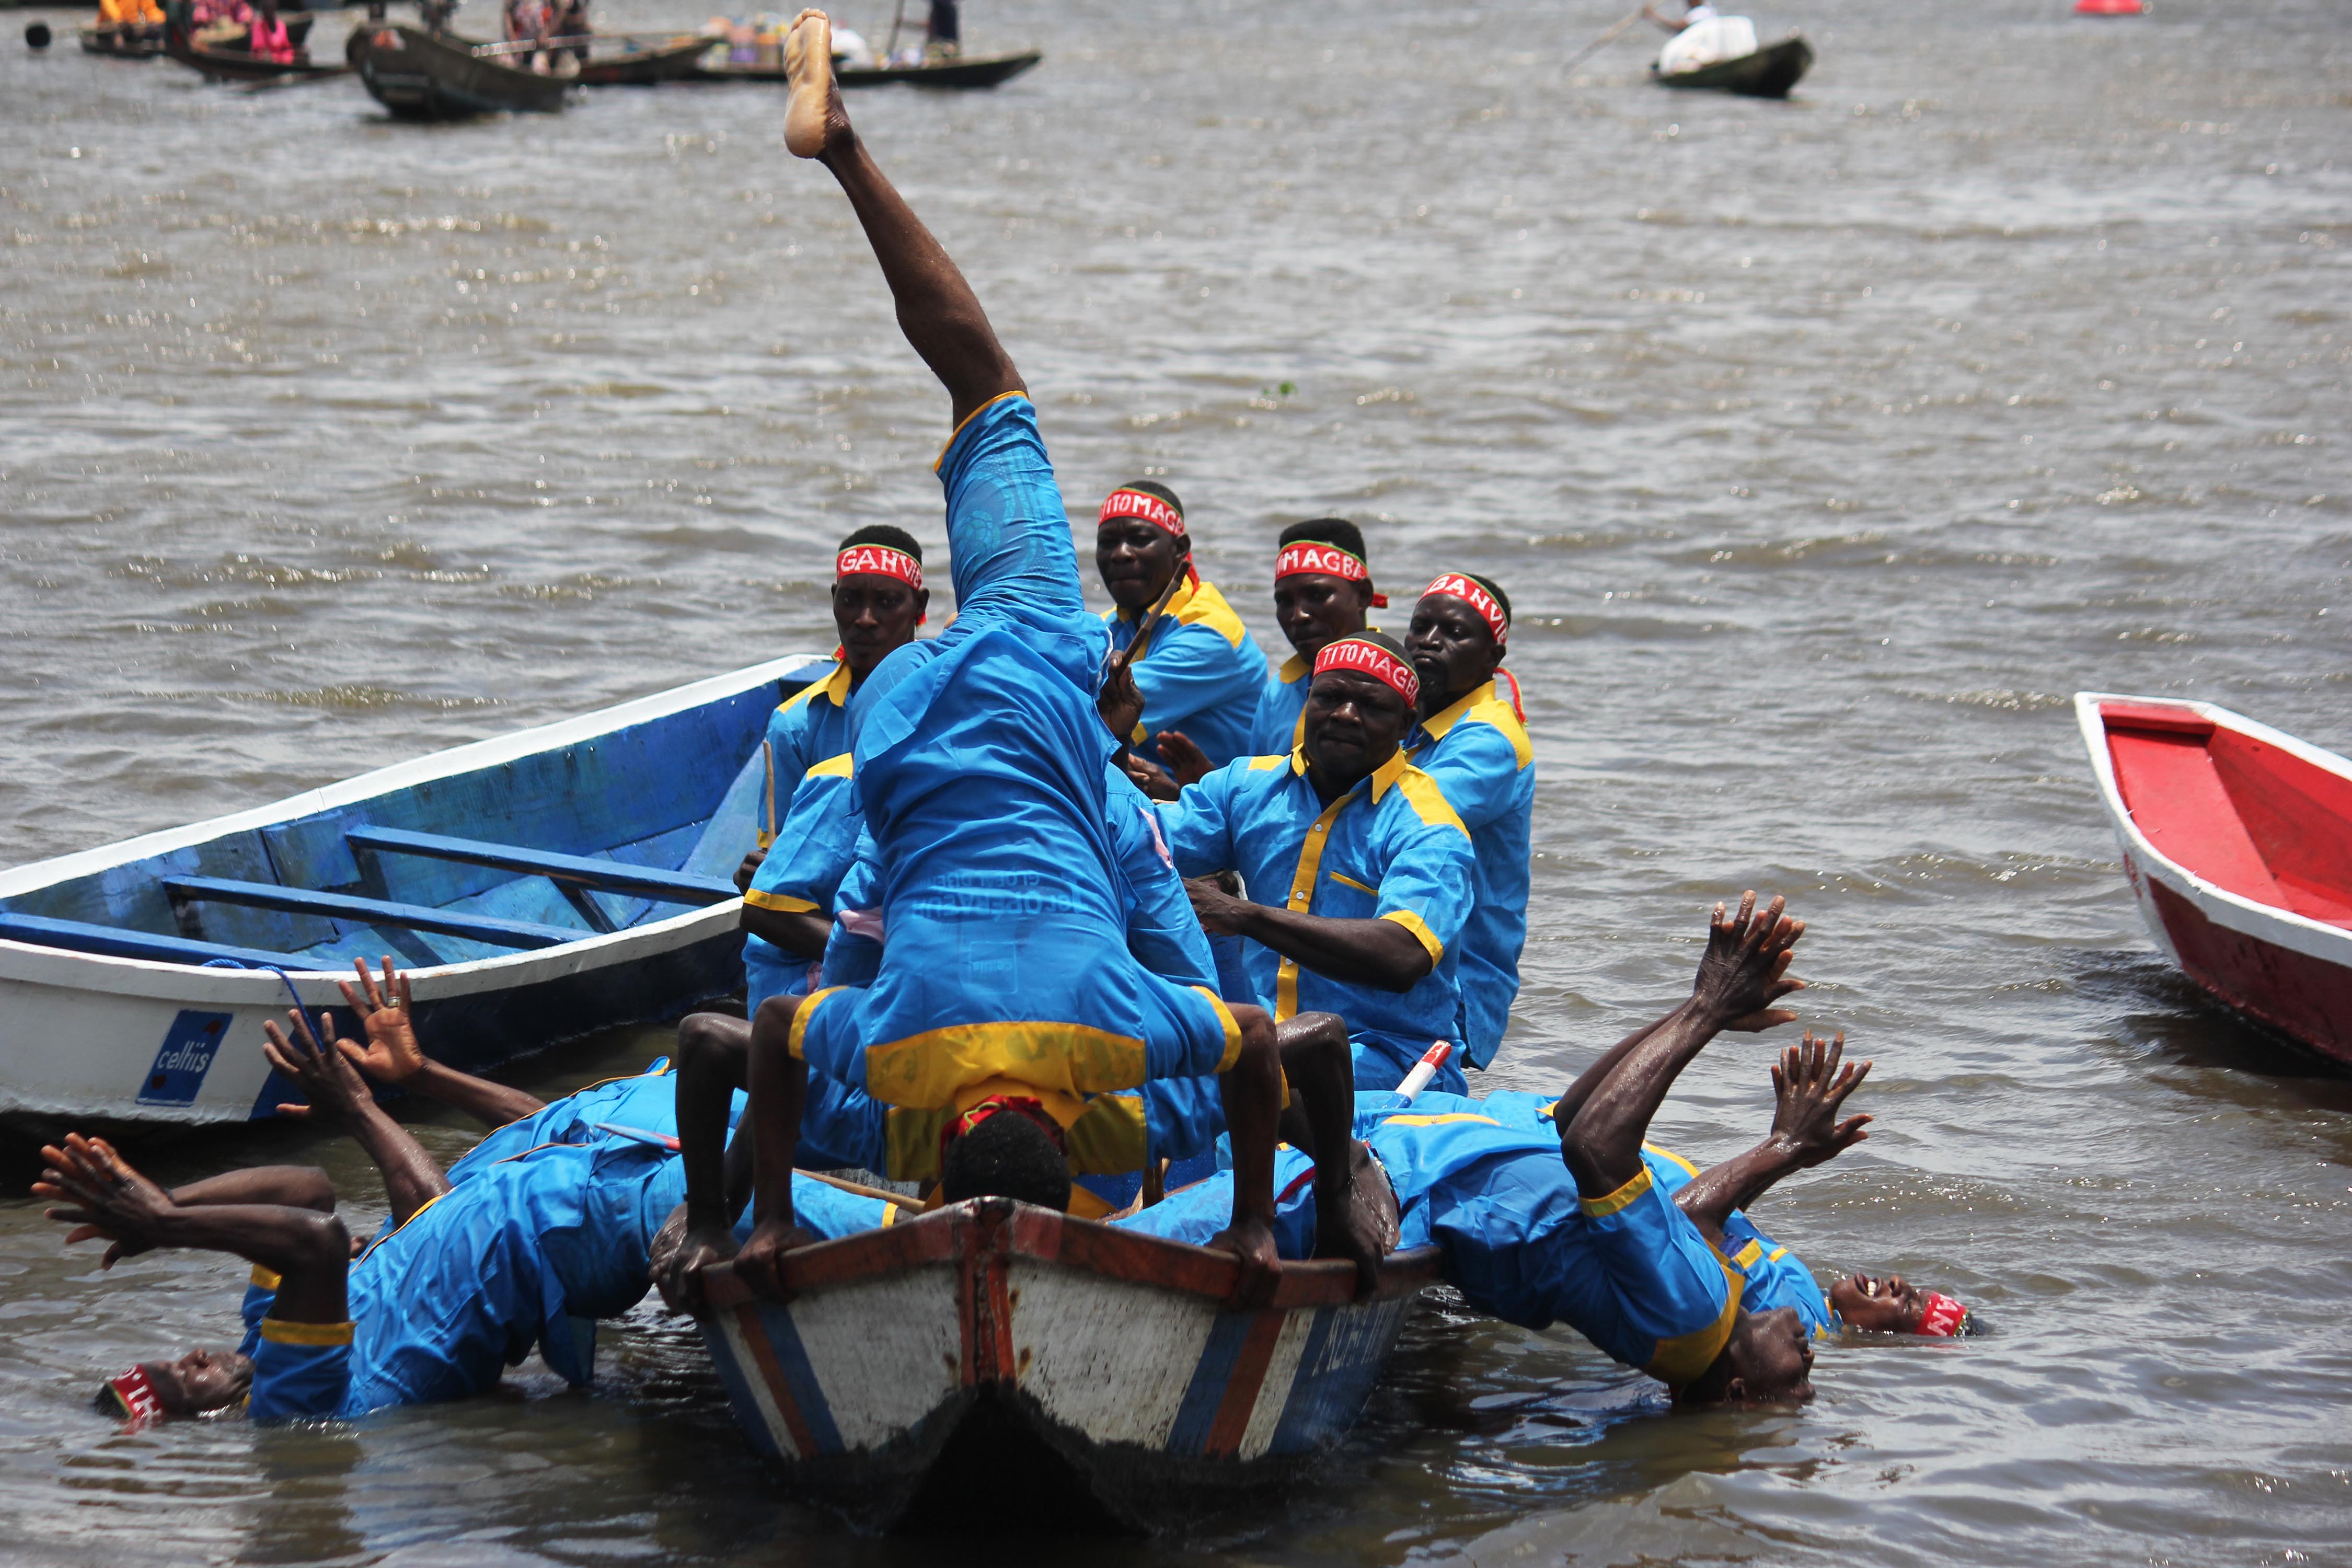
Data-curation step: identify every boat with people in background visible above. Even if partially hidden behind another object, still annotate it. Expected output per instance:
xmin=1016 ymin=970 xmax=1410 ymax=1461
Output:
xmin=1643 ymin=2 xmax=1812 ymax=97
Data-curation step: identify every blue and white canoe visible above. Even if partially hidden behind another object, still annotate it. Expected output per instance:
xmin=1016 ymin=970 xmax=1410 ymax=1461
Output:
xmin=698 ymin=1198 xmax=1441 ymax=1531
xmin=0 ymin=653 xmax=831 ymax=1135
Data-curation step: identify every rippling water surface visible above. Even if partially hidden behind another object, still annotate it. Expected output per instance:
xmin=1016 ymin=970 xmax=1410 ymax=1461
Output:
xmin=4 ymin=0 xmax=2351 ymax=1561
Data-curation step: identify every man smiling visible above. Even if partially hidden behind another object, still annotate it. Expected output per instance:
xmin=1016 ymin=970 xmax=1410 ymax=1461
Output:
xmin=1404 ymin=571 xmax=1532 ymax=1073
xmin=1157 ymin=630 xmax=1479 ymax=1094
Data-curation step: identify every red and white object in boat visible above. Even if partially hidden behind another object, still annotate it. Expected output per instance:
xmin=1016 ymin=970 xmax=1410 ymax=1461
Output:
xmin=2077 ymin=693 xmax=2352 ymax=1064
xmin=2074 ymin=0 xmax=2145 ymax=15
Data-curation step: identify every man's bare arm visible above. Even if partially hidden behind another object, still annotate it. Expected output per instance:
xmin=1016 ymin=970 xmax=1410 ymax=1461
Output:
xmin=332 ymin=958 xmax=546 ymax=1129
xmin=1673 ymin=1033 xmax=1871 ymax=1248
xmin=263 ymin=1012 xmax=451 ymax=1226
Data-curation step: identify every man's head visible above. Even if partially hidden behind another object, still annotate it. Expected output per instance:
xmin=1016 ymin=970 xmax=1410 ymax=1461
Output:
xmin=1830 ymin=1273 xmax=1968 ymax=1335
xmin=1272 ymin=518 xmax=1383 ymax=662
xmin=1677 ymin=1304 xmax=1814 ymax=1409
xmin=1300 ymin=631 xmax=1420 ymax=792
xmin=101 ymin=1348 xmax=253 ymax=1423
xmin=1404 ymin=571 xmax=1510 ymax=717
xmin=1096 ymin=481 xmax=1191 ymax=614
xmin=832 ymin=525 xmax=929 ymax=681
xmin=937 ymin=1099 xmax=1072 ymax=1211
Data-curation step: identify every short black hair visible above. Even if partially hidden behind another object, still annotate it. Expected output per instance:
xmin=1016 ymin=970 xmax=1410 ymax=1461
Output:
xmin=1345 ymin=629 xmax=1414 ymax=663
xmin=837 ymin=523 xmax=923 ymax=563
xmin=1461 ymin=572 xmax=1511 ymax=624
xmin=1278 ymin=516 xmax=1367 ymax=561
xmin=939 ymin=1112 xmax=1071 ymax=1210
xmin=1119 ymin=480 xmax=1184 ymax=520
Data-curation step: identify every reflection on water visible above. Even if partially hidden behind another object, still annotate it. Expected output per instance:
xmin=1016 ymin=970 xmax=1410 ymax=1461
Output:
xmin=5 ymin=0 xmax=2352 ymax=1561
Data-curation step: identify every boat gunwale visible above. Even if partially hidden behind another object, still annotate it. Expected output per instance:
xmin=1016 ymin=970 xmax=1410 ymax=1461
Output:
xmin=2074 ymin=690 xmax=2352 ymax=965
xmin=701 ymin=1196 xmax=1445 ymax=1315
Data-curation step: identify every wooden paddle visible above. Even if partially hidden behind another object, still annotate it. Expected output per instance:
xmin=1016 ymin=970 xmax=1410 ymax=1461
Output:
xmin=1114 ymin=566 xmax=1190 ymax=678
xmin=1560 ymin=6 xmax=1646 ymax=77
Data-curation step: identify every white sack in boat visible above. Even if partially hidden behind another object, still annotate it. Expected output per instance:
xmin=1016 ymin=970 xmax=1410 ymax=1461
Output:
xmin=1658 ymin=14 xmax=1758 ymax=74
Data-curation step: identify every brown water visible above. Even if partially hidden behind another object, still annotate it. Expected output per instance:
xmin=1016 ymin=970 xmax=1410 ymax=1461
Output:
xmin=4 ymin=0 xmax=2351 ymax=1560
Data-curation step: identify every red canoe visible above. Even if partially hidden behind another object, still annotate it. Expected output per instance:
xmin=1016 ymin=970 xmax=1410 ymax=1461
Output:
xmin=2078 ymin=693 xmax=2352 ymax=1063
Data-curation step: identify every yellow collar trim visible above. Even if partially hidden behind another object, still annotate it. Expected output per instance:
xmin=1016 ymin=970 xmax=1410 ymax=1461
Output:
xmin=1278 ymin=651 xmax=1310 ymax=683
xmin=1284 ymin=743 xmax=1408 ymax=801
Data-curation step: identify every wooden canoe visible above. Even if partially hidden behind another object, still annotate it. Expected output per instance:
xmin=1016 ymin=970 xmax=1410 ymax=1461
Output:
xmin=0 ymin=653 xmax=830 ymax=1136
xmin=166 ymin=30 xmax=349 ymax=84
xmin=1651 ymin=34 xmax=1813 ymax=98
xmin=698 ymin=1197 xmax=1440 ymax=1530
xmin=349 ymin=23 xmax=570 ymax=119
xmin=695 ymin=48 xmax=1042 ymax=89
xmin=2077 ymin=693 xmax=2352 ymax=1064
xmin=78 ymin=24 xmax=168 ymax=58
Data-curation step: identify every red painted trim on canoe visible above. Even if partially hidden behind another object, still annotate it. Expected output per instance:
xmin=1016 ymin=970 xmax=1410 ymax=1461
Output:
xmin=2099 ymin=701 xmax=2215 ymax=737
xmin=1203 ymin=1310 xmax=1288 ymax=1457
xmin=735 ymin=1302 xmax=820 ymax=1456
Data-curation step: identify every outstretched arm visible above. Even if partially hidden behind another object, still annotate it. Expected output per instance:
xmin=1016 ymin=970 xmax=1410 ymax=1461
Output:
xmin=794 ymin=11 xmax=1022 ymax=426
xmin=333 ymin=958 xmax=546 ymax=1129
xmin=263 ymin=1009 xmax=450 ymax=1226
xmin=1561 ymin=892 xmax=1805 ymax=1199
xmin=1674 ymin=1032 xmax=1871 ymax=1248
xmin=38 ymin=1135 xmax=351 ymax=1324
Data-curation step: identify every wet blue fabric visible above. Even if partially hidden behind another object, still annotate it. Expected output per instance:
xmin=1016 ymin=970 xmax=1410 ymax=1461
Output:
xmin=1353 ymin=1093 xmax=1736 ymax=1379
xmin=1111 ymin=1145 xmax=1319 ymax=1259
xmin=1103 ymin=576 xmax=1268 ymax=770
xmin=802 ymin=395 xmax=1233 ymax=1113
xmin=248 ymin=1333 xmax=353 ymax=1423
xmin=445 ymin=1062 xmax=692 ymax=1179
xmin=1156 ymin=748 xmax=1475 ymax=1093
xmin=744 ymin=662 xmax=856 ymax=991
xmin=744 ymin=765 xmax=862 ymax=1012
xmin=1408 ymin=681 xmax=1534 ymax=1070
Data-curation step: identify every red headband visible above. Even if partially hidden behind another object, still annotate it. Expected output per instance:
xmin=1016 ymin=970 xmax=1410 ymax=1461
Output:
xmin=1915 ymin=1292 xmax=1968 ymax=1338
xmin=1275 ymin=541 xmax=1388 ymax=607
xmin=1313 ymin=636 xmax=1420 ymax=707
xmin=1421 ymin=572 xmax=1508 ymax=649
xmin=836 ymin=544 xmax=923 ymax=593
xmin=104 ymin=1366 xmax=166 ymax=1425
xmin=1098 ymin=488 xmax=1184 ymax=537
xmin=940 ymin=1094 xmax=1066 ymax=1171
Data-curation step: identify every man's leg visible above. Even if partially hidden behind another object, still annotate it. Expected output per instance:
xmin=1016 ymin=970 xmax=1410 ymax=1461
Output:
xmin=1277 ymin=1011 xmax=1391 ymax=1296
xmin=731 ymin=993 xmax=818 ymax=1298
xmin=1206 ymin=1003 xmax=1284 ymax=1302
xmin=788 ymin=9 xmax=1020 ymax=429
xmin=1561 ymin=893 xmax=1803 ymax=1199
xmin=651 ymin=1009 xmax=756 ymax=1309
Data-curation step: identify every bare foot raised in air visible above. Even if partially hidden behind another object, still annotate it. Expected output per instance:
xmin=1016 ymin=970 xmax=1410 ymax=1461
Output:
xmin=783 ymin=8 xmax=843 ymax=159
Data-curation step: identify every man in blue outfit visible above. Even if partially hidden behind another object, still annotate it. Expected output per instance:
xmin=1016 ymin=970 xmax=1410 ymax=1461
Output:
xmin=735 ymin=524 xmax=930 ymax=1007
xmin=1097 ymin=480 xmax=1268 ymax=773
xmin=656 ymin=36 xmax=1290 ymax=1311
xmin=1158 ymin=629 xmax=1480 ymax=1094
xmin=1404 ymin=570 xmax=1532 ymax=1071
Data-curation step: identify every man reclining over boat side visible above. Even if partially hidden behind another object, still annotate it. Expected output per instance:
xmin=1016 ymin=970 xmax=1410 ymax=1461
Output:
xmin=1156 ymin=630 xmax=1482 ymax=1096
xmin=733 ymin=523 xmax=932 ymax=1010
xmin=38 ymin=974 xmax=891 ymax=1427
xmin=654 ymin=11 xmax=1290 ymax=1313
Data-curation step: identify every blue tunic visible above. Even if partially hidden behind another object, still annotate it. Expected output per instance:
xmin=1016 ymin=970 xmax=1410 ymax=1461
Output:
xmin=1249 ymin=652 xmax=1312 ymax=758
xmin=743 ymin=661 xmax=856 ymax=998
xmin=1156 ymin=746 xmax=1477 ymax=1094
xmin=1408 ymin=680 xmax=1534 ymax=1070
xmin=743 ymin=757 xmax=861 ymax=1012
xmin=797 ymin=395 xmax=1235 ymax=1127
xmin=1104 ymin=575 xmax=1269 ymax=770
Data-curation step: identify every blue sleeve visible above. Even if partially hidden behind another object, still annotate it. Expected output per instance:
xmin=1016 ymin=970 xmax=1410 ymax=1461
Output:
xmin=1250 ymin=669 xmax=1305 ymax=757
xmin=1131 ymin=620 xmax=1256 ymax=737
xmin=1158 ymin=762 xmax=1244 ymax=878
xmin=748 ymin=765 xmax=861 ymax=918
xmin=1413 ymin=723 xmax=1524 ymax=833
xmin=247 ymin=1321 xmax=355 ymax=1422
xmin=1106 ymin=772 xmax=1217 ymax=987
xmin=1112 ymin=1148 xmax=1318 ymax=1260
xmin=1375 ymin=816 xmax=1475 ymax=966
xmin=817 ymin=833 xmax=883 ymax=989
xmin=758 ymin=699 xmax=818 ymax=845
xmin=1581 ymin=1170 xmax=1739 ymax=1383
xmin=788 ymin=1169 xmax=894 ymax=1239
xmin=934 ymin=395 xmax=1087 ymax=632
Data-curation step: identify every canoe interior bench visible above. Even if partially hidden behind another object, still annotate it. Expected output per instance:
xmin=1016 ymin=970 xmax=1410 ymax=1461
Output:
xmin=0 ymin=910 xmax=327 ymax=970
xmin=343 ymin=825 xmax=737 ymax=907
xmin=161 ymin=875 xmax=581 ymax=951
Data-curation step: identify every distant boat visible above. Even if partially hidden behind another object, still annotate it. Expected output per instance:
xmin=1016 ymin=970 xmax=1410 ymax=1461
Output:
xmin=166 ymin=17 xmax=349 ymax=84
xmin=348 ymin=22 xmax=571 ymax=118
xmin=2077 ymin=693 xmax=2352 ymax=1065
xmin=696 ymin=47 xmax=1042 ymax=89
xmin=697 ymin=1197 xmax=1440 ymax=1530
xmin=479 ymin=31 xmax=712 ymax=86
xmin=2075 ymin=0 xmax=2144 ymax=15
xmin=1652 ymin=34 xmax=1813 ymax=98
xmin=79 ymin=24 xmax=168 ymax=58
xmin=0 ymin=654 xmax=826 ymax=1135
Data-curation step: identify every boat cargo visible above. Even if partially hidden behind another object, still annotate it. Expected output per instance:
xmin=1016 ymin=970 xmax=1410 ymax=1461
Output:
xmin=697 ymin=1197 xmax=1440 ymax=1531
xmin=2077 ymin=691 xmax=2352 ymax=1064
xmin=0 ymin=654 xmax=831 ymax=1136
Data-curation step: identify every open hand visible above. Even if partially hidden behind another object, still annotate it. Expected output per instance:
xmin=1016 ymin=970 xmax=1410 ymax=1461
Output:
xmin=730 ymin=1217 xmax=821 ymax=1302
xmin=1154 ymin=730 xmax=1213 ymax=789
xmin=1769 ymin=1031 xmax=1872 ymax=1168
xmin=1692 ymin=890 xmax=1805 ymax=1030
xmin=1121 ymin=752 xmax=1183 ymax=802
xmin=336 ymin=956 xmax=425 ymax=1083
xmin=34 ymin=1133 xmax=176 ymax=1266
xmin=261 ymin=1006 xmax=375 ymax=1123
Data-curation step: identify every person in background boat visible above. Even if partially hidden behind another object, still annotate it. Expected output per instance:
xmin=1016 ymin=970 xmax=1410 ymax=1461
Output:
xmin=1644 ymin=0 xmax=1760 ymax=75
xmin=924 ymin=0 xmax=958 ymax=60
xmin=654 ymin=11 xmax=1291 ymax=1315
xmin=1097 ymin=481 xmax=1270 ymax=778
xmin=1642 ymin=0 xmax=1715 ymax=31
xmin=98 ymin=0 xmax=166 ymax=41
xmin=1404 ymin=571 xmax=1531 ymax=1075
xmin=187 ymin=0 xmax=252 ymax=51
xmin=246 ymin=1 xmax=293 ymax=63
xmin=1157 ymin=630 xmax=1479 ymax=1097
xmin=730 ymin=524 xmax=930 ymax=1008
xmin=550 ymin=0 xmax=587 ymax=62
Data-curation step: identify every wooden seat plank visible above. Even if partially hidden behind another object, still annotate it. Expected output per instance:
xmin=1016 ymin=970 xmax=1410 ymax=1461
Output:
xmin=162 ymin=875 xmax=581 ymax=950
xmin=344 ymin=824 xmax=735 ymax=906
xmin=0 ymin=912 xmax=327 ymax=970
